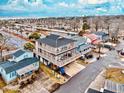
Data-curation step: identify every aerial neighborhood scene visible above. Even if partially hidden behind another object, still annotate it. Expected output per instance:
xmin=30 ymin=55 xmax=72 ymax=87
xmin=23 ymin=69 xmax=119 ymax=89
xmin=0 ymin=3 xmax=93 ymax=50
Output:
xmin=0 ymin=0 xmax=124 ymax=93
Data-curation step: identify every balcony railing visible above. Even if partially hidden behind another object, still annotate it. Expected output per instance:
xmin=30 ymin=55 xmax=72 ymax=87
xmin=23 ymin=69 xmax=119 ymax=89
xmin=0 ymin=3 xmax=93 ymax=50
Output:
xmin=38 ymin=52 xmax=81 ymax=67
xmin=38 ymin=44 xmax=75 ymax=55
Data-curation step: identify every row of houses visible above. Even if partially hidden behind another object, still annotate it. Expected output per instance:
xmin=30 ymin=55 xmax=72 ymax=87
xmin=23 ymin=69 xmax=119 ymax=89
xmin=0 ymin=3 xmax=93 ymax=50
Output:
xmin=0 ymin=31 xmax=109 ymax=84
xmin=35 ymin=31 xmax=109 ymax=75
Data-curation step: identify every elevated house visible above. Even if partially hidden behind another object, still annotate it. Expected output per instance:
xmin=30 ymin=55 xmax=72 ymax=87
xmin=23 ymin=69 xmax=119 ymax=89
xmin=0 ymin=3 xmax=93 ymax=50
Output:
xmin=35 ymin=34 xmax=82 ymax=74
xmin=0 ymin=50 xmax=39 ymax=84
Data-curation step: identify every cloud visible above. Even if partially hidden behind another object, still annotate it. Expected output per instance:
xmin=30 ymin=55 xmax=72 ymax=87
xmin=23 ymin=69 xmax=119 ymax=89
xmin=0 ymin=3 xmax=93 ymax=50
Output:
xmin=78 ymin=0 xmax=109 ymax=4
xmin=58 ymin=2 xmax=69 ymax=7
xmin=0 ymin=0 xmax=124 ymax=17
xmin=58 ymin=2 xmax=76 ymax=8
xmin=0 ymin=0 xmax=47 ymax=12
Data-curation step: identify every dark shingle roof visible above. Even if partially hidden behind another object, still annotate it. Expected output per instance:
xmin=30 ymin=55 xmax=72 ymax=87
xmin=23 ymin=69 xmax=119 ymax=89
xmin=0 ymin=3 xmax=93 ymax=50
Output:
xmin=87 ymin=88 xmax=101 ymax=93
xmin=2 ymin=57 xmax=39 ymax=74
xmin=103 ymin=89 xmax=116 ymax=93
xmin=12 ymin=50 xmax=26 ymax=57
xmin=38 ymin=34 xmax=75 ymax=47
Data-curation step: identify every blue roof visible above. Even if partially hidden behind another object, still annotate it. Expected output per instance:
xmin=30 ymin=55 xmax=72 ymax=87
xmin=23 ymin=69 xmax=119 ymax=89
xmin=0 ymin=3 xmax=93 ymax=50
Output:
xmin=93 ymin=32 xmax=108 ymax=36
xmin=0 ymin=61 xmax=16 ymax=69
xmin=12 ymin=50 xmax=26 ymax=57
xmin=0 ymin=57 xmax=39 ymax=74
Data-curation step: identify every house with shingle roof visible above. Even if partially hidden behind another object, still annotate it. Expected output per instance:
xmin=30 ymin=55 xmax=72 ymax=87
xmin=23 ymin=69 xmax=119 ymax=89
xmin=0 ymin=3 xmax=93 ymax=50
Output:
xmin=66 ymin=34 xmax=92 ymax=55
xmin=0 ymin=49 xmax=39 ymax=84
xmin=35 ymin=34 xmax=82 ymax=75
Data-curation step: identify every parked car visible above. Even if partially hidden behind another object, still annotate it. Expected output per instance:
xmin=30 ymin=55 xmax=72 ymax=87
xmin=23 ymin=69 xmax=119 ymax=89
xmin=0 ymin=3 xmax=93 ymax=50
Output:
xmin=85 ymin=54 xmax=93 ymax=59
xmin=103 ymin=44 xmax=115 ymax=50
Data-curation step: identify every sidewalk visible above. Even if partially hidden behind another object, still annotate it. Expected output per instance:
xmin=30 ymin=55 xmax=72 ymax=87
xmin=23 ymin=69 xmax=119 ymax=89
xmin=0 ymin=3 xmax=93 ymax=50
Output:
xmin=85 ymin=70 xmax=105 ymax=93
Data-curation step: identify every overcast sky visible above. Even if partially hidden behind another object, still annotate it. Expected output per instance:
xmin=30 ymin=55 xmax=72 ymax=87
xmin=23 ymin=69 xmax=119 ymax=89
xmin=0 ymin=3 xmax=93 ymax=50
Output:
xmin=0 ymin=0 xmax=124 ymax=17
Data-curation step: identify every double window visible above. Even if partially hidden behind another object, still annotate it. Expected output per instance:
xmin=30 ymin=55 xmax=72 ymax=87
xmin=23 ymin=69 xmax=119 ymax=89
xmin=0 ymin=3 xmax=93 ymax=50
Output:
xmin=10 ymin=72 xmax=16 ymax=78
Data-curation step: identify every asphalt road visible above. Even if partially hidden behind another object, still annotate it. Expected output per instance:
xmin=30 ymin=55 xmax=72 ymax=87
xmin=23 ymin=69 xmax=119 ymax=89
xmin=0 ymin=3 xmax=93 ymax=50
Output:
xmin=54 ymin=49 xmax=121 ymax=93
xmin=0 ymin=30 xmax=26 ymax=48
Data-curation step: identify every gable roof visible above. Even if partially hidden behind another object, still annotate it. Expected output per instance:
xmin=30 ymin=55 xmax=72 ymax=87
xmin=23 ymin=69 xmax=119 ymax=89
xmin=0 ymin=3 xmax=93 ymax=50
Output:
xmin=66 ymin=35 xmax=87 ymax=46
xmin=37 ymin=34 xmax=75 ymax=48
xmin=0 ymin=61 xmax=16 ymax=69
xmin=84 ymin=34 xmax=98 ymax=41
xmin=94 ymin=32 xmax=108 ymax=36
xmin=12 ymin=50 xmax=26 ymax=57
xmin=0 ymin=57 xmax=39 ymax=74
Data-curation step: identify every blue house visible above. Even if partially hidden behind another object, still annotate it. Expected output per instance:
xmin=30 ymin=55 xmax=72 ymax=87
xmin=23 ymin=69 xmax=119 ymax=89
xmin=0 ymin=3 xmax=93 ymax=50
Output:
xmin=66 ymin=34 xmax=92 ymax=56
xmin=93 ymin=32 xmax=109 ymax=42
xmin=0 ymin=50 xmax=39 ymax=84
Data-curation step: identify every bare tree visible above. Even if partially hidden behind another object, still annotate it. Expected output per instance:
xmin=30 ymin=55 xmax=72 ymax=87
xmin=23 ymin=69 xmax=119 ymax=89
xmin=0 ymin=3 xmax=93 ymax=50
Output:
xmin=111 ymin=26 xmax=120 ymax=43
xmin=0 ymin=34 xmax=10 ymax=61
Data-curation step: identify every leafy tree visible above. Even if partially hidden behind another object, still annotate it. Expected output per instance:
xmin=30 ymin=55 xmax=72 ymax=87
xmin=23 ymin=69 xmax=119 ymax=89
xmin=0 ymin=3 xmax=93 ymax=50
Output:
xmin=82 ymin=22 xmax=90 ymax=31
xmin=79 ymin=22 xmax=90 ymax=36
xmin=24 ymin=42 xmax=35 ymax=51
xmin=29 ymin=32 xmax=41 ymax=40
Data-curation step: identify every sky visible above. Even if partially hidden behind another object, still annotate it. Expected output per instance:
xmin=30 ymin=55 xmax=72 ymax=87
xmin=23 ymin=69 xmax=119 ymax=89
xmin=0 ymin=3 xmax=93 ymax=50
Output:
xmin=0 ymin=0 xmax=124 ymax=18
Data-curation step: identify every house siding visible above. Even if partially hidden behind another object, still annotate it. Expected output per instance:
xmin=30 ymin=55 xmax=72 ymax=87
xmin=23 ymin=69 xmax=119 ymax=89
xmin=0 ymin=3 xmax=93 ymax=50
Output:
xmin=14 ymin=52 xmax=33 ymax=62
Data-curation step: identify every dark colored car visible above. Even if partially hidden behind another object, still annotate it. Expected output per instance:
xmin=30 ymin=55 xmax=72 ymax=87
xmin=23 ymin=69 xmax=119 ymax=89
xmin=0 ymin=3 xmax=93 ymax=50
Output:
xmin=85 ymin=54 xmax=93 ymax=59
xmin=103 ymin=45 xmax=115 ymax=50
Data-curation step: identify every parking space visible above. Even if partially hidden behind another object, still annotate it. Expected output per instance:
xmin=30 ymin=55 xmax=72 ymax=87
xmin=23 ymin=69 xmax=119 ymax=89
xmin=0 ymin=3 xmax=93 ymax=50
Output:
xmin=64 ymin=62 xmax=85 ymax=77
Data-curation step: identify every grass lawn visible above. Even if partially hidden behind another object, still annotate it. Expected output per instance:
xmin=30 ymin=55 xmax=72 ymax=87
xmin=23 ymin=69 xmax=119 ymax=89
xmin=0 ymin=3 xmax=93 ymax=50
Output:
xmin=40 ymin=64 xmax=67 ymax=84
xmin=0 ymin=77 xmax=6 ymax=88
xmin=3 ymin=89 xmax=20 ymax=93
xmin=105 ymin=68 xmax=124 ymax=84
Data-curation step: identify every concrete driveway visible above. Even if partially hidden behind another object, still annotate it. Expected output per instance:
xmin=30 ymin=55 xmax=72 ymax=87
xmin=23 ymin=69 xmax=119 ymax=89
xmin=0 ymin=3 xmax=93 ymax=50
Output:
xmin=54 ymin=50 xmax=121 ymax=93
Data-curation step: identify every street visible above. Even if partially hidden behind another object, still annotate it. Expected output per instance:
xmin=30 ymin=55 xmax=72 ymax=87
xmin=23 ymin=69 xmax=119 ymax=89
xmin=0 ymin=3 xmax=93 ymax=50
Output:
xmin=54 ymin=42 xmax=123 ymax=93
xmin=0 ymin=30 xmax=26 ymax=48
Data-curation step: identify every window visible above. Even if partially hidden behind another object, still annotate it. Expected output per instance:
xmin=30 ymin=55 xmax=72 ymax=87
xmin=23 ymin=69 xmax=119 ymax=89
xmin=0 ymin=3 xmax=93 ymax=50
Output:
xmin=35 ymin=63 xmax=38 ymax=66
xmin=40 ymin=49 xmax=42 ymax=53
xmin=10 ymin=73 xmax=11 ymax=78
xmin=12 ymin=72 xmax=15 ymax=77
xmin=10 ymin=72 xmax=15 ymax=78
xmin=24 ymin=54 xmax=28 ymax=58
xmin=1 ymin=69 xmax=3 ymax=72
xmin=40 ymin=43 xmax=42 ymax=46
xmin=10 ymin=72 xmax=16 ymax=78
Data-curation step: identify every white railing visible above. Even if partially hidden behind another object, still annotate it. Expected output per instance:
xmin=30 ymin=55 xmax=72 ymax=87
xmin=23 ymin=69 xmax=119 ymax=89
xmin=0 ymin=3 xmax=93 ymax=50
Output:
xmin=38 ymin=52 xmax=81 ymax=67
xmin=57 ymin=54 xmax=81 ymax=67
xmin=39 ymin=45 xmax=75 ymax=55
